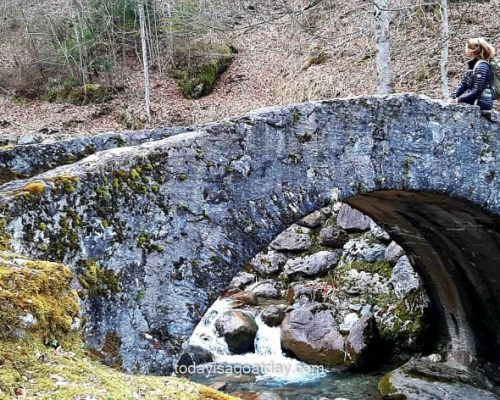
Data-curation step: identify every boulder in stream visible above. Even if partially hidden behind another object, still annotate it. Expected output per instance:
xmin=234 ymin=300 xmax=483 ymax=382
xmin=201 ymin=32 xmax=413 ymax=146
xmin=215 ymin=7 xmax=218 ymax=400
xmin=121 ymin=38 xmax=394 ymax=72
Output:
xmin=215 ymin=310 xmax=258 ymax=354
xmin=246 ymin=279 xmax=281 ymax=299
xmin=261 ymin=304 xmax=287 ymax=327
xmin=176 ymin=345 xmax=213 ymax=369
xmin=230 ymin=290 xmax=259 ymax=306
xmin=280 ymin=303 xmax=346 ymax=367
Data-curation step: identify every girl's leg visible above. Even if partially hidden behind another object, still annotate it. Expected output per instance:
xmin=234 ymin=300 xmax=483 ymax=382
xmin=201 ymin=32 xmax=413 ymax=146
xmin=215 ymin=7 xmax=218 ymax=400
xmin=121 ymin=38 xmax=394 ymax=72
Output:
xmin=477 ymin=98 xmax=493 ymax=111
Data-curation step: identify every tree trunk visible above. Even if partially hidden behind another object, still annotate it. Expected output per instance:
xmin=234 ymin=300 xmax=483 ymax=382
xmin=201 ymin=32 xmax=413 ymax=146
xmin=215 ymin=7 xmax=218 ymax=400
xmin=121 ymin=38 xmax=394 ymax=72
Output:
xmin=374 ymin=0 xmax=392 ymax=94
xmin=138 ymin=0 xmax=152 ymax=122
xmin=440 ymin=0 xmax=450 ymax=99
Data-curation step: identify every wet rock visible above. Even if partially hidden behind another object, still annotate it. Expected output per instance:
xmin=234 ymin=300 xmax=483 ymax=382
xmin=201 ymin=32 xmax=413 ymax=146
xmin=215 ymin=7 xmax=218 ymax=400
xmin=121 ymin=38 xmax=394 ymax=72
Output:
xmin=284 ymin=251 xmax=341 ymax=279
xmin=230 ymin=272 xmax=256 ymax=289
xmin=346 ymin=314 xmax=378 ymax=365
xmin=176 ymin=345 xmax=213 ymax=369
xmin=246 ymin=280 xmax=281 ymax=299
xmin=214 ymin=375 xmax=256 ymax=385
xmin=379 ymin=360 xmax=499 ymax=400
xmin=210 ymin=382 xmax=227 ymax=391
xmin=261 ymin=305 xmax=287 ymax=327
xmin=230 ymin=392 xmax=277 ymax=400
xmin=343 ymin=239 xmax=386 ymax=263
xmin=319 ymin=226 xmax=349 ymax=248
xmin=480 ymin=362 xmax=500 ymax=386
xmin=390 ymin=256 xmax=420 ymax=298
xmin=250 ymin=251 xmax=287 ymax=276
xmin=230 ymin=291 xmax=259 ymax=306
xmin=281 ymin=303 xmax=346 ymax=367
xmin=370 ymin=220 xmax=390 ymax=241
xmin=270 ymin=224 xmax=312 ymax=252
xmin=385 ymin=241 xmax=405 ymax=265
xmin=337 ymin=204 xmax=371 ymax=232
xmin=215 ymin=311 xmax=258 ymax=354
xmin=298 ymin=210 xmax=326 ymax=228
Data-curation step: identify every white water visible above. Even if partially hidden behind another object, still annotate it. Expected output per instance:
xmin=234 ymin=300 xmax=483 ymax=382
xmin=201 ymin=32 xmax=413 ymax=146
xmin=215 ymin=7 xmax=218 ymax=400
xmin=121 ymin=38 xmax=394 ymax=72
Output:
xmin=188 ymin=297 xmax=327 ymax=383
xmin=254 ymin=315 xmax=282 ymax=356
xmin=189 ymin=297 xmax=232 ymax=356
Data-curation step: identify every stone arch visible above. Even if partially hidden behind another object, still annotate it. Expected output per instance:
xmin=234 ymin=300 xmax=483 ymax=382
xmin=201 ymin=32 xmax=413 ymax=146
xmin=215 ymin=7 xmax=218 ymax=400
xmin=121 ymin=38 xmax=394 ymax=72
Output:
xmin=0 ymin=94 xmax=498 ymax=373
xmin=345 ymin=191 xmax=500 ymax=367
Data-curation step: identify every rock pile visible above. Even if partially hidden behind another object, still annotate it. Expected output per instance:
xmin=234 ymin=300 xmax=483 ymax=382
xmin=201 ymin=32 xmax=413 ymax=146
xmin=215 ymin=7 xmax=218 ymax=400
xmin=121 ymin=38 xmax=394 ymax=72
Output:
xmin=212 ymin=203 xmax=429 ymax=368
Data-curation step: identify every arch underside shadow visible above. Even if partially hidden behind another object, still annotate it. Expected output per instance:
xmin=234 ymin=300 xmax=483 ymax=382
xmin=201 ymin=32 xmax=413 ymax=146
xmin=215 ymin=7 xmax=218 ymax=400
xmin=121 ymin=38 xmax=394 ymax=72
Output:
xmin=345 ymin=190 xmax=500 ymax=367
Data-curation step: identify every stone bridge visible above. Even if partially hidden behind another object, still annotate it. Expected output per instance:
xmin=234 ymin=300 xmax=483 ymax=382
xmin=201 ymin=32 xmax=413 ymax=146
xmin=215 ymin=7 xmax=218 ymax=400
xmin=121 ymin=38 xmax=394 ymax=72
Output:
xmin=0 ymin=94 xmax=498 ymax=373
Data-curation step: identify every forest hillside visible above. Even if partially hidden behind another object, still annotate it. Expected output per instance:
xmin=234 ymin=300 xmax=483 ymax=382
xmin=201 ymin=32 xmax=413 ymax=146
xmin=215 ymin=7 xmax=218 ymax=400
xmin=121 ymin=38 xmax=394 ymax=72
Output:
xmin=0 ymin=0 xmax=499 ymax=142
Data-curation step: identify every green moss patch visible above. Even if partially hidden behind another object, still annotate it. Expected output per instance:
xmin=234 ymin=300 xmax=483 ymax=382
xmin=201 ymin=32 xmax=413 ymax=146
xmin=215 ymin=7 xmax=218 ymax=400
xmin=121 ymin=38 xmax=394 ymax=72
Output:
xmin=348 ymin=260 xmax=393 ymax=279
xmin=378 ymin=372 xmax=399 ymax=396
xmin=137 ymin=232 xmax=164 ymax=253
xmin=0 ymin=255 xmax=79 ymax=342
xmin=77 ymin=260 xmax=122 ymax=297
xmin=43 ymin=83 xmax=111 ymax=105
xmin=21 ymin=181 xmax=46 ymax=196
xmin=173 ymin=43 xmax=234 ymax=99
xmin=0 ymin=219 xmax=11 ymax=251
xmin=0 ymin=252 xmax=239 ymax=400
xmin=50 ymin=176 xmax=80 ymax=194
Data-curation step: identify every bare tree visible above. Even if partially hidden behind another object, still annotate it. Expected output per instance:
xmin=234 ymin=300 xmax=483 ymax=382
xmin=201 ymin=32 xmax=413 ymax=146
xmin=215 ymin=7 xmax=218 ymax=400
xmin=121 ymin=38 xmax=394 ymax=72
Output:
xmin=138 ymin=0 xmax=152 ymax=121
xmin=440 ymin=0 xmax=450 ymax=99
xmin=374 ymin=0 xmax=392 ymax=94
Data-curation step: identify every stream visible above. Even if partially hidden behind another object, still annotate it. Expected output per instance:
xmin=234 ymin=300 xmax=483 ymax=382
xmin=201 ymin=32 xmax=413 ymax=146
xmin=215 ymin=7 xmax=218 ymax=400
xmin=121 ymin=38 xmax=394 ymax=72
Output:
xmin=185 ymin=298 xmax=384 ymax=399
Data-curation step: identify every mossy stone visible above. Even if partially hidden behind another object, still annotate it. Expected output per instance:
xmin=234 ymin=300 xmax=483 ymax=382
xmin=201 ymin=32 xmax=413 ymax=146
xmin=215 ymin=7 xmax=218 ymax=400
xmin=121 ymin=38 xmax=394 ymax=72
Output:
xmin=78 ymin=261 xmax=121 ymax=297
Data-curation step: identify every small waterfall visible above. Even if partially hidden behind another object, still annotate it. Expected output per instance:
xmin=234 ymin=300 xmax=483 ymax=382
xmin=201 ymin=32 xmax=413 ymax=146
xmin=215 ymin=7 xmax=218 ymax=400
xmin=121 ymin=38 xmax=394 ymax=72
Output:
xmin=188 ymin=297 xmax=327 ymax=383
xmin=254 ymin=315 xmax=282 ymax=357
xmin=189 ymin=297 xmax=233 ymax=356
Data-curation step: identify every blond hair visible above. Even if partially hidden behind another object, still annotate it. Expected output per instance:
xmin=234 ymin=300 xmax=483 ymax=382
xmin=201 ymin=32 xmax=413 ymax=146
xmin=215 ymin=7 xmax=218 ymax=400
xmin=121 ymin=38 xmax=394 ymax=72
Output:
xmin=467 ymin=38 xmax=496 ymax=61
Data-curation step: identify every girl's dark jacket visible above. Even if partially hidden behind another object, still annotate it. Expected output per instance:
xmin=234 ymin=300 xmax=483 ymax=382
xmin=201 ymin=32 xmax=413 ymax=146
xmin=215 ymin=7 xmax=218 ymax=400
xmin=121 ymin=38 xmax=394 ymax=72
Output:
xmin=452 ymin=58 xmax=494 ymax=110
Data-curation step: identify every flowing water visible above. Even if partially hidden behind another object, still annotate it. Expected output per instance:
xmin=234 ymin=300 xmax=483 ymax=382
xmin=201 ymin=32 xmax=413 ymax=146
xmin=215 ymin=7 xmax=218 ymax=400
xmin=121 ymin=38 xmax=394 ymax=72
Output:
xmin=186 ymin=298 xmax=383 ymax=399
